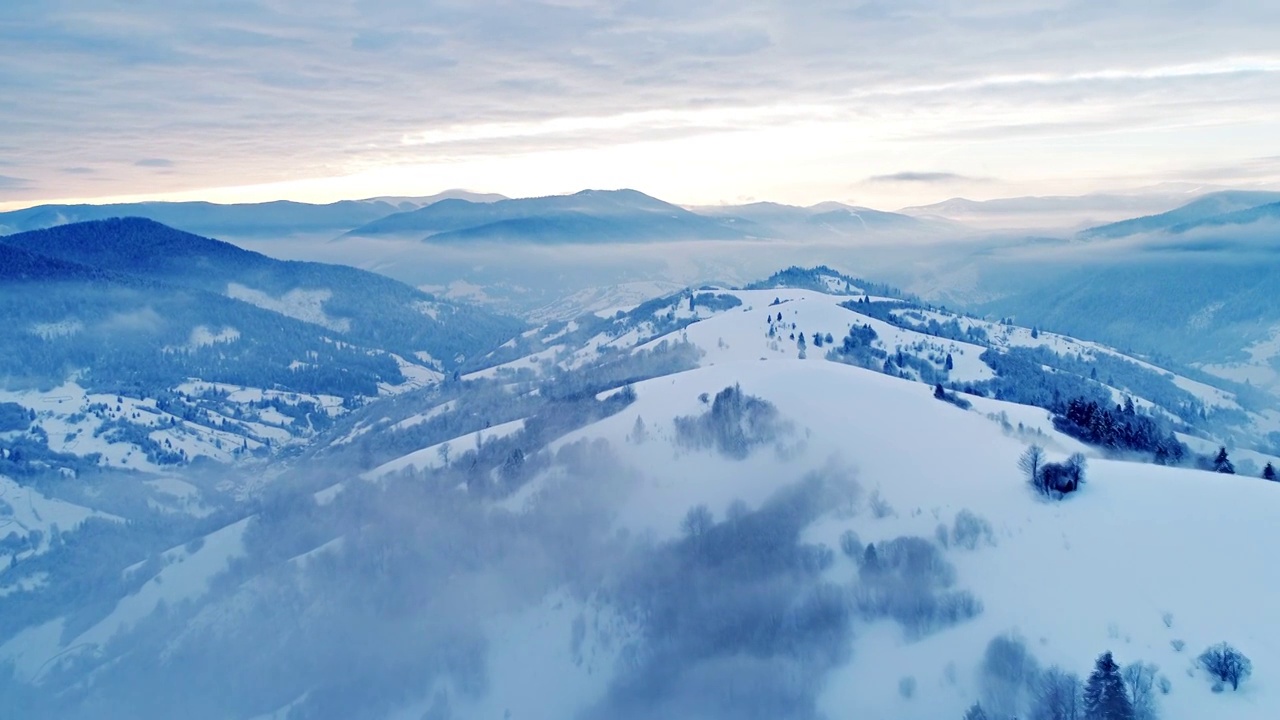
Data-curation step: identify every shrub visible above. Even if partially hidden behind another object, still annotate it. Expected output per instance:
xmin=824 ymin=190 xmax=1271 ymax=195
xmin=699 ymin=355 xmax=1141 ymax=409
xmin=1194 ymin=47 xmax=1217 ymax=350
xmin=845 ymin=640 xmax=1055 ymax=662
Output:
xmin=951 ymin=510 xmax=994 ymax=550
xmin=1198 ymin=642 xmax=1252 ymax=691
xmin=839 ymin=530 xmax=863 ymax=560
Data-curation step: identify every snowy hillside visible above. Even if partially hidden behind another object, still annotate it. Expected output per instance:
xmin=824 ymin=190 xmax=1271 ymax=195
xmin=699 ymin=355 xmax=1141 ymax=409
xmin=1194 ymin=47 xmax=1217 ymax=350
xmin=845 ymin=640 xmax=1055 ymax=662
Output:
xmin=0 ymin=266 xmax=1276 ymax=720
xmin=436 ymin=356 xmax=1280 ymax=720
xmin=458 ymin=267 xmax=1278 ymax=468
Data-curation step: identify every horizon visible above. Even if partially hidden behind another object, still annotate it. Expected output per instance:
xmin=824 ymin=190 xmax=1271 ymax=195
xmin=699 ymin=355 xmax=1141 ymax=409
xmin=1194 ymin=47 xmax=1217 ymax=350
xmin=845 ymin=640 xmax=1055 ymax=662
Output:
xmin=4 ymin=2 xmax=1280 ymax=213
xmin=0 ymin=181 xmax=1255 ymax=218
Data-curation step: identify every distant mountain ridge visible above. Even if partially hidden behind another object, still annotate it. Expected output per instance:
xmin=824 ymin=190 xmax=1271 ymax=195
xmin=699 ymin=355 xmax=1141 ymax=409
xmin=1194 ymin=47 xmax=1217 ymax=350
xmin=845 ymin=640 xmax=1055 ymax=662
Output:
xmin=1079 ymin=190 xmax=1280 ymax=239
xmin=694 ymin=200 xmax=952 ymax=238
xmin=900 ymin=189 xmax=1218 ymax=231
xmin=0 ymin=217 xmax=525 ymax=366
xmin=343 ymin=188 xmax=752 ymax=243
xmin=0 ymin=218 xmax=525 ymax=394
xmin=0 ymin=190 xmax=502 ymax=239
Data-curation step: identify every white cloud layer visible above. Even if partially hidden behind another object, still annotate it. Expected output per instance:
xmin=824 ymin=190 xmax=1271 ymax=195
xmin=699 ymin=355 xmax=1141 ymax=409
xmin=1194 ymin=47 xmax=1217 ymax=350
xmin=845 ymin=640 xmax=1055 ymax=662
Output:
xmin=3 ymin=0 xmax=1280 ymax=209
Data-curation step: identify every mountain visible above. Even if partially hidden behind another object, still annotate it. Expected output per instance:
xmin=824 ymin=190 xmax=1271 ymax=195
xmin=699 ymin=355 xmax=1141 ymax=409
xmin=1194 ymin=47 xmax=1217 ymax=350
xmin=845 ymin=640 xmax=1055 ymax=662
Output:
xmin=901 ymin=190 xmax=1215 ymax=231
xmin=0 ymin=198 xmax=417 ymax=239
xmin=694 ymin=200 xmax=954 ymax=238
xmin=969 ymin=254 xmax=1280 ymax=396
xmin=361 ymin=189 xmax=507 ymax=208
xmin=1 ymin=218 xmax=524 ymax=365
xmin=1167 ymin=200 xmax=1280 ymax=234
xmin=1079 ymin=190 xmax=1280 ymax=239
xmin=1 ymin=268 xmax=1275 ymax=719
xmin=343 ymin=189 xmax=751 ymax=243
xmin=0 ymin=218 xmax=524 ymax=472
xmin=954 ymin=190 xmax=1280 ymax=396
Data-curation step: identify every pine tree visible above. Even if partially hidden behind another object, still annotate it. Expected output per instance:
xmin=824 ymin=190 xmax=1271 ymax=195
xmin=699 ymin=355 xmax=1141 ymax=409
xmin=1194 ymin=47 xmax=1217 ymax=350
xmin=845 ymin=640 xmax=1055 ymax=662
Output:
xmin=945 ymin=352 xmax=954 ymax=371
xmin=630 ymin=415 xmax=648 ymax=444
xmin=1264 ymin=462 xmax=1276 ymax=481
xmin=1213 ymin=447 xmax=1235 ymax=474
xmin=1083 ymin=651 xmax=1134 ymax=720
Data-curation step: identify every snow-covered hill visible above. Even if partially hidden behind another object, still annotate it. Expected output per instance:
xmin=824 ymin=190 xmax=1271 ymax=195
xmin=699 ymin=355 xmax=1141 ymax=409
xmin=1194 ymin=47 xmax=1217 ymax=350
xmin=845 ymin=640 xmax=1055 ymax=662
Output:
xmin=437 ymin=356 xmax=1279 ymax=720
xmin=0 ymin=266 xmax=1276 ymax=720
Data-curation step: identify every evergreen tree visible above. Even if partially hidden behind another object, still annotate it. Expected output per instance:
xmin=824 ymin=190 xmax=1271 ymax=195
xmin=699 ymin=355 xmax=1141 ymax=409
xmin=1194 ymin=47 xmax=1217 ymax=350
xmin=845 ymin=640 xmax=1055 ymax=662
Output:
xmin=945 ymin=352 xmax=954 ymax=371
xmin=630 ymin=415 xmax=648 ymax=444
xmin=1264 ymin=462 xmax=1276 ymax=481
xmin=1083 ymin=651 xmax=1134 ymax=720
xmin=861 ymin=543 xmax=880 ymax=575
xmin=1213 ymin=447 xmax=1235 ymax=474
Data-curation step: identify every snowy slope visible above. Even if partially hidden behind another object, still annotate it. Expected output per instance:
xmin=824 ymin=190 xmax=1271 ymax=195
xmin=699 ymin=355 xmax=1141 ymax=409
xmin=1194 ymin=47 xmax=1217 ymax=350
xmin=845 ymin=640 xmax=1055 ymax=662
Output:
xmin=448 ymin=356 xmax=1280 ymax=720
xmin=4 ymin=269 xmax=1278 ymax=720
xmin=0 ymin=475 xmax=116 ymax=565
xmin=0 ymin=516 xmax=251 ymax=681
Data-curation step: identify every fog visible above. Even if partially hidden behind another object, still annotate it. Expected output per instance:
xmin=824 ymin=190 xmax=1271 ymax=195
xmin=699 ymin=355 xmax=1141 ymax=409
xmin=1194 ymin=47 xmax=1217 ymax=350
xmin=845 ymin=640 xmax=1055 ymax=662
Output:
xmin=1 ymin=362 xmax=993 ymax=720
xmin=234 ymin=232 xmax=1018 ymax=318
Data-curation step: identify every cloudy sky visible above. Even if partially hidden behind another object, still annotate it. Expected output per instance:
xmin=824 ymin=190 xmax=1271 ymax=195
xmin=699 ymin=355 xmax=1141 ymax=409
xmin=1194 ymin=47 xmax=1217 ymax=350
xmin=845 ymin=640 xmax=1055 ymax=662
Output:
xmin=3 ymin=0 xmax=1280 ymax=210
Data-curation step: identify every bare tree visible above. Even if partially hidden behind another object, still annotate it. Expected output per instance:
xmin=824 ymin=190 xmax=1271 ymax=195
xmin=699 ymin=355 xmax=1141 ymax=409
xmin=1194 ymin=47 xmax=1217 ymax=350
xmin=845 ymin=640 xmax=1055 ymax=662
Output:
xmin=1019 ymin=444 xmax=1046 ymax=493
xmin=1032 ymin=665 xmax=1083 ymax=720
xmin=681 ymin=504 xmax=714 ymax=539
xmin=980 ymin=633 xmax=1041 ymax=718
xmin=1199 ymin=643 xmax=1252 ymax=690
xmin=1122 ymin=662 xmax=1159 ymax=720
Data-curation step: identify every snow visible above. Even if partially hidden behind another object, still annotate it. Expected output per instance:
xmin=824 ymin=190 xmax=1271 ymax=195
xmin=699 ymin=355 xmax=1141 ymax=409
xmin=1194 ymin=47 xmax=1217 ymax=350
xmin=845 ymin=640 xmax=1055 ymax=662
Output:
xmin=0 ymin=571 xmax=47 ymax=598
xmin=0 ymin=517 xmax=251 ymax=682
xmin=379 ymin=353 xmax=444 ymax=394
xmin=186 ymin=325 xmax=240 ymax=349
xmin=527 ymin=281 xmax=684 ymax=323
xmin=463 ymin=345 xmax=564 ymax=381
xmin=143 ymin=476 xmax=213 ymax=517
xmin=67 ymin=519 xmax=250 ymax=667
xmin=5 ymin=281 xmax=1278 ymax=717
xmin=475 ymin=353 xmax=1280 ymax=720
xmin=1198 ymin=323 xmax=1280 ymax=394
xmin=389 ymin=400 xmax=458 ymax=432
xmin=225 ymin=283 xmax=351 ymax=332
xmin=0 ymin=475 xmax=117 ymax=563
xmin=29 ymin=319 xmax=83 ymax=340
xmin=313 ymin=481 xmax=347 ymax=505
xmin=363 ymin=418 xmax=527 ymax=480
xmin=980 ymin=321 xmax=1244 ymax=412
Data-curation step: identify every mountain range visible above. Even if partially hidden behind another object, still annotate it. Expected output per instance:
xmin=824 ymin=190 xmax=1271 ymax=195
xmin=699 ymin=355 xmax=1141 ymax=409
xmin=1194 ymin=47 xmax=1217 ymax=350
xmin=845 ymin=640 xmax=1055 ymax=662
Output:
xmin=1079 ymin=190 xmax=1280 ymax=239
xmin=3 ymin=189 xmax=953 ymax=247
xmin=0 ymin=218 xmax=524 ymax=471
xmin=0 ymin=264 xmax=1276 ymax=720
xmin=0 ymin=190 xmax=504 ymax=239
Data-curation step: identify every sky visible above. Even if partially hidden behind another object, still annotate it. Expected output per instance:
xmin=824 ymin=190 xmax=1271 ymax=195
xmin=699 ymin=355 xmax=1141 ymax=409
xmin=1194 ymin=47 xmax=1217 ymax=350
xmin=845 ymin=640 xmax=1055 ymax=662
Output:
xmin=3 ymin=0 xmax=1280 ymax=212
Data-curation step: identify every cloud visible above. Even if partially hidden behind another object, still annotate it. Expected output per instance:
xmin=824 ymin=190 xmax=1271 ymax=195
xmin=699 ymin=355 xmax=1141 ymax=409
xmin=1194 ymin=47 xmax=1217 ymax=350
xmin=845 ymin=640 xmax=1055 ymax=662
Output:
xmin=868 ymin=172 xmax=980 ymax=184
xmin=135 ymin=158 xmax=175 ymax=168
xmin=0 ymin=175 xmax=33 ymax=190
xmin=62 ymin=167 xmax=96 ymax=175
xmin=1 ymin=1 xmax=1279 ymax=207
